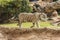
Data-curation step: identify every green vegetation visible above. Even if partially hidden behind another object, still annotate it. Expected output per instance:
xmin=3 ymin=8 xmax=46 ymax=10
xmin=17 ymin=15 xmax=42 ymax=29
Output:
xmin=0 ymin=21 xmax=59 ymax=28
xmin=0 ymin=0 xmax=32 ymax=23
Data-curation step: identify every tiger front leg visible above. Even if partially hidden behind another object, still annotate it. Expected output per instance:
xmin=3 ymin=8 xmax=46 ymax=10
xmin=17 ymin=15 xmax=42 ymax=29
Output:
xmin=36 ymin=21 xmax=39 ymax=28
xmin=18 ymin=21 xmax=22 ymax=28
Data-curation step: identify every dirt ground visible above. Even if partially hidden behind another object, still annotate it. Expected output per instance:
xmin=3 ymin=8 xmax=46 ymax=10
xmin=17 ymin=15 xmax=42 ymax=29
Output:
xmin=0 ymin=27 xmax=60 ymax=40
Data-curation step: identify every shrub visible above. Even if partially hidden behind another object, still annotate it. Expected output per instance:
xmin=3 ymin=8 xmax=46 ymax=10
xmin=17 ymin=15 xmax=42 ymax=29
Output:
xmin=0 ymin=0 xmax=32 ymax=23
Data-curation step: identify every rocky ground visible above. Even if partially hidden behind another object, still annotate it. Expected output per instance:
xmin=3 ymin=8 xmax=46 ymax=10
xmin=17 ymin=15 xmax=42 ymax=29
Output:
xmin=0 ymin=27 xmax=60 ymax=40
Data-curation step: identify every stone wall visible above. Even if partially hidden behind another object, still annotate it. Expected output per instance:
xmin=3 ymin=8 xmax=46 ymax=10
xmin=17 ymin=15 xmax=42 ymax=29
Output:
xmin=42 ymin=0 xmax=53 ymax=2
xmin=29 ymin=0 xmax=53 ymax=2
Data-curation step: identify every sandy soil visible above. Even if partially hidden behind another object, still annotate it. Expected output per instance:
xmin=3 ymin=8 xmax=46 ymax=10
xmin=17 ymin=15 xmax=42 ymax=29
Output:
xmin=0 ymin=27 xmax=60 ymax=40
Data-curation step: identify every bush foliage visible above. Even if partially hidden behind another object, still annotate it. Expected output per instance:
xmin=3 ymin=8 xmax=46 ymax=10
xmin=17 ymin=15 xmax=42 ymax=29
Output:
xmin=0 ymin=0 xmax=32 ymax=23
